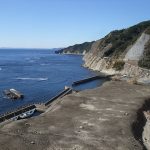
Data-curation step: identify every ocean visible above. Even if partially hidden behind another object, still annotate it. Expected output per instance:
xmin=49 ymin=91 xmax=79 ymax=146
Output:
xmin=0 ymin=49 xmax=103 ymax=114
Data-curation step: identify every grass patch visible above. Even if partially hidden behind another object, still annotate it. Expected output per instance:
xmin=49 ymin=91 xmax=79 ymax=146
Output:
xmin=113 ymin=60 xmax=125 ymax=71
xmin=138 ymin=40 xmax=150 ymax=69
xmin=103 ymin=21 xmax=150 ymax=58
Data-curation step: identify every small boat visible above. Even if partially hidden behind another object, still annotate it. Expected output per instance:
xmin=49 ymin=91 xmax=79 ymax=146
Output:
xmin=11 ymin=116 xmax=19 ymax=121
xmin=3 ymin=89 xmax=24 ymax=99
xmin=19 ymin=109 xmax=35 ymax=119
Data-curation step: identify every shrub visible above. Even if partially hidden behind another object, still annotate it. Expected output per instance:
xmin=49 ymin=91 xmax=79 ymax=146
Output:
xmin=138 ymin=40 xmax=150 ymax=69
xmin=103 ymin=21 xmax=150 ymax=58
xmin=113 ymin=60 xmax=125 ymax=71
xmin=145 ymin=27 xmax=150 ymax=35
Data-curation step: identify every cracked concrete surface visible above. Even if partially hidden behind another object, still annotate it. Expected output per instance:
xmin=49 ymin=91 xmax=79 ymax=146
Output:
xmin=0 ymin=81 xmax=150 ymax=150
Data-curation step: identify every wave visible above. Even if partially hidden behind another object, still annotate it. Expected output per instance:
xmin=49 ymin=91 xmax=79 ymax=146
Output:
xmin=0 ymin=68 xmax=2 ymax=71
xmin=29 ymin=60 xmax=35 ymax=63
xmin=40 ymin=63 xmax=48 ymax=66
xmin=15 ymin=77 xmax=48 ymax=81
xmin=25 ymin=57 xmax=31 ymax=60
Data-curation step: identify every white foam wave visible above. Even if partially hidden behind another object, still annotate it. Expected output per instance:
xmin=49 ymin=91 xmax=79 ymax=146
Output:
xmin=25 ymin=57 xmax=31 ymax=60
xmin=29 ymin=60 xmax=35 ymax=63
xmin=40 ymin=63 xmax=48 ymax=66
xmin=15 ymin=77 xmax=48 ymax=81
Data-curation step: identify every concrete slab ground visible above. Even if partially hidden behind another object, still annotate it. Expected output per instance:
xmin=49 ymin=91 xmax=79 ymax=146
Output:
xmin=0 ymin=81 xmax=150 ymax=150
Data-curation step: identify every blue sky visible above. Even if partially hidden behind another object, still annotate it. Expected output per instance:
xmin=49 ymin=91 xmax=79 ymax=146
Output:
xmin=0 ymin=0 xmax=149 ymax=48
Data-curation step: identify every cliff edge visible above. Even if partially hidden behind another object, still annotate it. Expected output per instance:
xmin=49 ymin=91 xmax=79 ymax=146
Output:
xmin=83 ymin=21 xmax=150 ymax=82
xmin=55 ymin=21 xmax=150 ymax=82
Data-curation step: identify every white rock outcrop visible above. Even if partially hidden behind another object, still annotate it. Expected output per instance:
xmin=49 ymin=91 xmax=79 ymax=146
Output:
xmin=124 ymin=33 xmax=150 ymax=61
xmin=83 ymin=32 xmax=150 ymax=80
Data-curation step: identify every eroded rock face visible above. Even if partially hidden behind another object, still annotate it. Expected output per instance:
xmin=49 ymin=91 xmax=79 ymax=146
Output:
xmin=124 ymin=33 xmax=150 ymax=61
xmin=83 ymin=54 xmax=117 ymax=75
xmin=82 ymin=21 xmax=150 ymax=79
xmin=122 ymin=63 xmax=150 ymax=78
xmin=83 ymin=32 xmax=150 ymax=79
xmin=83 ymin=38 xmax=114 ymax=74
xmin=57 ymin=21 xmax=150 ymax=79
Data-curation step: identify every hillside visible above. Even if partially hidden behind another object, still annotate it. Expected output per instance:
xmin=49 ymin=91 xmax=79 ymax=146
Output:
xmin=83 ymin=21 xmax=150 ymax=76
xmin=55 ymin=41 xmax=94 ymax=55
xmin=56 ymin=21 xmax=150 ymax=80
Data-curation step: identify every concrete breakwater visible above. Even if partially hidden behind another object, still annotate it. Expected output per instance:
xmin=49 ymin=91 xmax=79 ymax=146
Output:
xmin=0 ymin=87 xmax=72 ymax=124
xmin=72 ymin=75 xmax=111 ymax=86
xmin=45 ymin=87 xmax=72 ymax=106
xmin=0 ymin=75 xmax=106 ymax=124
xmin=0 ymin=104 xmax=36 ymax=123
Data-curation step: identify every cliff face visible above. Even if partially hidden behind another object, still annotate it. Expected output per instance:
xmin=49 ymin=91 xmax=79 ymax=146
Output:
xmin=56 ymin=21 xmax=150 ymax=79
xmin=83 ymin=21 xmax=150 ymax=79
xmin=83 ymin=33 xmax=150 ymax=72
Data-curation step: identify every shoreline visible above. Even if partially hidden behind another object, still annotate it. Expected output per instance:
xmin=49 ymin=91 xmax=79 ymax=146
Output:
xmin=0 ymin=75 xmax=108 ymax=124
xmin=0 ymin=80 xmax=150 ymax=149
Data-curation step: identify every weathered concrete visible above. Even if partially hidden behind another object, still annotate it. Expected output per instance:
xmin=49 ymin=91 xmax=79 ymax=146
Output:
xmin=0 ymin=81 xmax=150 ymax=150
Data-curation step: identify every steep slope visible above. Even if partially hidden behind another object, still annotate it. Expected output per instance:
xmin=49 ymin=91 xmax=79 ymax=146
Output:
xmin=83 ymin=21 xmax=150 ymax=78
xmin=124 ymin=33 xmax=150 ymax=61
xmin=55 ymin=21 xmax=150 ymax=79
xmin=55 ymin=41 xmax=94 ymax=55
xmin=138 ymin=27 xmax=150 ymax=69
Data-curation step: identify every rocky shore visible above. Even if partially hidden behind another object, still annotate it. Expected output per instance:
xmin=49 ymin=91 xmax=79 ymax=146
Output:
xmin=57 ymin=21 xmax=150 ymax=82
xmin=0 ymin=80 xmax=150 ymax=150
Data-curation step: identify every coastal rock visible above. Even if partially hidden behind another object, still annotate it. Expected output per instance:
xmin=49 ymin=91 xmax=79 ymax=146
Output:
xmin=83 ymin=21 xmax=150 ymax=81
xmin=56 ymin=21 xmax=150 ymax=81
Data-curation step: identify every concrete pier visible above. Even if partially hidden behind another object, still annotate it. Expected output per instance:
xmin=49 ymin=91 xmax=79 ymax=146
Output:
xmin=45 ymin=87 xmax=72 ymax=106
xmin=0 ymin=87 xmax=73 ymax=123
xmin=0 ymin=75 xmax=109 ymax=124
xmin=72 ymin=75 xmax=110 ymax=86
xmin=0 ymin=105 xmax=36 ymax=123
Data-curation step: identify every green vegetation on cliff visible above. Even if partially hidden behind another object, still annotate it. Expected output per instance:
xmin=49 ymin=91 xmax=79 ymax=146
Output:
xmin=138 ymin=40 xmax=150 ymax=69
xmin=56 ymin=21 xmax=150 ymax=70
xmin=103 ymin=21 xmax=150 ymax=58
xmin=145 ymin=27 xmax=150 ymax=35
xmin=55 ymin=41 xmax=94 ymax=54
xmin=113 ymin=60 xmax=125 ymax=71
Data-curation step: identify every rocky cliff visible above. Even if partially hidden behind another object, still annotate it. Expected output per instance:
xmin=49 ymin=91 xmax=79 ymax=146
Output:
xmin=83 ymin=21 xmax=150 ymax=80
xmin=56 ymin=21 xmax=150 ymax=80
